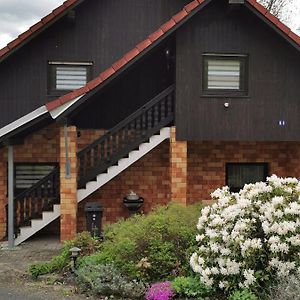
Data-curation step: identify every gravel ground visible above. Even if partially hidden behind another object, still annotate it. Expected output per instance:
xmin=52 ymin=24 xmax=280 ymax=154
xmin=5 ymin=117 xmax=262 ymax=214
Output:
xmin=0 ymin=236 xmax=93 ymax=300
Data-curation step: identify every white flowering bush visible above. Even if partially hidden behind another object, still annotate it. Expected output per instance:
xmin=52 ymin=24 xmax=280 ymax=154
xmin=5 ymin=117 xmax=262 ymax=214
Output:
xmin=190 ymin=175 xmax=300 ymax=294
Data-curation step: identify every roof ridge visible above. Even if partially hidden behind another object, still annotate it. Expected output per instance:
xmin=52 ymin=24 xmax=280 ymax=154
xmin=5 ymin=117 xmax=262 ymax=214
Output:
xmin=46 ymin=0 xmax=207 ymax=111
xmin=1 ymin=0 xmax=299 ymax=113
xmin=45 ymin=0 xmax=300 ymax=112
xmin=247 ymin=0 xmax=300 ymax=44
xmin=0 ymin=0 xmax=81 ymax=58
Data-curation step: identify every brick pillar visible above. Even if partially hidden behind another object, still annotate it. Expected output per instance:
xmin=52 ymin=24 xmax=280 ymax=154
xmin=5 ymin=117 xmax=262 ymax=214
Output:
xmin=0 ymin=149 xmax=7 ymax=239
xmin=170 ymin=127 xmax=187 ymax=205
xmin=60 ymin=125 xmax=77 ymax=242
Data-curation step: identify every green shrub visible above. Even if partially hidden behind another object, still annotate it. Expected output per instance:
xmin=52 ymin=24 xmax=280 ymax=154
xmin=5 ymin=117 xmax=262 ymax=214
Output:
xmin=29 ymin=232 xmax=101 ymax=278
xmin=191 ymin=176 xmax=300 ymax=294
xmin=79 ymin=203 xmax=202 ymax=283
xmin=76 ymin=263 xmax=146 ymax=299
xmin=228 ymin=289 xmax=258 ymax=300
xmin=172 ymin=276 xmax=211 ymax=298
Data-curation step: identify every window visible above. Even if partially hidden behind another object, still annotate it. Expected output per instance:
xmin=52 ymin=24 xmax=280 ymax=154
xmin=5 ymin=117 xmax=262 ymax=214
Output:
xmin=48 ymin=61 xmax=92 ymax=94
xmin=14 ymin=163 xmax=57 ymax=195
xmin=203 ymin=54 xmax=248 ymax=96
xmin=226 ymin=163 xmax=268 ymax=192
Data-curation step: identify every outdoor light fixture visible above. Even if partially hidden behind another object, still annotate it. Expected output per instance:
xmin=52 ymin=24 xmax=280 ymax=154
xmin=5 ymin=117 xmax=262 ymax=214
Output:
xmin=70 ymin=247 xmax=81 ymax=270
xmin=123 ymin=191 xmax=144 ymax=216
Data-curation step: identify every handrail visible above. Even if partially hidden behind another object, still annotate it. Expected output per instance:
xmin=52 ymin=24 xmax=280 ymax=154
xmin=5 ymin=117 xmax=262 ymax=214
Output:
xmin=11 ymin=166 xmax=60 ymax=235
xmin=77 ymin=84 xmax=175 ymax=188
xmin=78 ymin=84 xmax=175 ymax=156
xmin=14 ymin=166 xmax=59 ymax=202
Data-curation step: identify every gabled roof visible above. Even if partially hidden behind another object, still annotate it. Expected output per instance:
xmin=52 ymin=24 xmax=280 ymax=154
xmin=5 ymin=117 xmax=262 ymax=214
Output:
xmin=45 ymin=0 xmax=209 ymax=112
xmin=44 ymin=0 xmax=300 ymax=113
xmin=1 ymin=0 xmax=300 ymax=142
xmin=0 ymin=0 xmax=83 ymax=62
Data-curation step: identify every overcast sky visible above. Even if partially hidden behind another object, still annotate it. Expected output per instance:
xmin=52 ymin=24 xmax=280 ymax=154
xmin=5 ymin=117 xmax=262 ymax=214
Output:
xmin=0 ymin=0 xmax=300 ymax=49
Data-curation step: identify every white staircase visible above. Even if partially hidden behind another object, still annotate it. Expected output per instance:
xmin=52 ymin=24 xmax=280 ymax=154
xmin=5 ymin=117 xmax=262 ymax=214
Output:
xmin=77 ymin=127 xmax=170 ymax=202
xmin=15 ymin=204 xmax=61 ymax=245
xmin=14 ymin=127 xmax=170 ymax=245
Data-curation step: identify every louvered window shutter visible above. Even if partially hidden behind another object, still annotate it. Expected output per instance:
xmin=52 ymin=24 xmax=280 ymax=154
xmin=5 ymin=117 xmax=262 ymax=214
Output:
xmin=15 ymin=164 xmax=55 ymax=190
xmin=207 ymin=59 xmax=241 ymax=90
xmin=56 ymin=66 xmax=88 ymax=90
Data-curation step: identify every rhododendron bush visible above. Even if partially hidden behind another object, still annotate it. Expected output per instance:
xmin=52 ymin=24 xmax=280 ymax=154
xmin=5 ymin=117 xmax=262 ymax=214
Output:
xmin=190 ymin=175 xmax=300 ymax=293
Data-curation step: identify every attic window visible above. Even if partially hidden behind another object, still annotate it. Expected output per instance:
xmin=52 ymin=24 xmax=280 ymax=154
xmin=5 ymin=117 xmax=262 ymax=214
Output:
xmin=48 ymin=61 xmax=92 ymax=94
xmin=203 ymin=54 xmax=248 ymax=96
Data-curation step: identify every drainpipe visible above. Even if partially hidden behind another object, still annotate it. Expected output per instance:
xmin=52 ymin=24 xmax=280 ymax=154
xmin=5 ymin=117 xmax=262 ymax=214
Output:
xmin=8 ymin=145 xmax=14 ymax=249
xmin=64 ymin=124 xmax=71 ymax=179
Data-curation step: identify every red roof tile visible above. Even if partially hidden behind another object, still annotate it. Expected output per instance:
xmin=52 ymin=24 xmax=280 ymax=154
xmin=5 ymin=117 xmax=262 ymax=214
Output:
xmin=136 ymin=39 xmax=152 ymax=52
xmin=87 ymin=77 xmax=103 ymax=90
xmin=0 ymin=0 xmax=81 ymax=59
xmin=45 ymin=0 xmax=300 ymax=112
xmin=172 ymin=9 xmax=189 ymax=23
xmin=112 ymin=58 xmax=128 ymax=72
xmin=185 ymin=0 xmax=200 ymax=13
xmin=160 ymin=20 xmax=176 ymax=33
xmin=0 ymin=47 xmax=9 ymax=57
xmin=1 ymin=0 xmax=299 ymax=114
xmin=124 ymin=48 xmax=140 ymax=62
xmin=100 ymin=67 xmax=115 ymax=81
xmin=45 ymin=99 xmax=61 ymax=111
xmin=148 ymin=29 xmax=165 ymax=42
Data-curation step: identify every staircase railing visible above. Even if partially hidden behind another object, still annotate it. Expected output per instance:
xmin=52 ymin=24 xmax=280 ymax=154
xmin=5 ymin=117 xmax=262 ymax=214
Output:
xmin=77 ymin=84 xmax=175 ymax=188
xmin=7 ymin=166 xmax=60 ymax=235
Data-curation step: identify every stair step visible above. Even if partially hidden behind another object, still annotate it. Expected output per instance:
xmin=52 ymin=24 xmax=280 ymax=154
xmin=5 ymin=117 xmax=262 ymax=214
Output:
xmin=77 ymin=127 xmax=171 ymax=203
xmin=86 ymin=181 xmax=99 ymax=190
xmin=118 ymin=158 xmax=129 ymax=167
xmin=128 ymin=150 xmax=140 ymax=158
xmin=139 ymin=142 xmax=150 ymax=151
xmin=15 ymin=127 xmax=171 ymax=245
xmin=149 ymin=135 xmax=161 ymax=143
xmin=19 ymin=226 xmax=33 ymax=236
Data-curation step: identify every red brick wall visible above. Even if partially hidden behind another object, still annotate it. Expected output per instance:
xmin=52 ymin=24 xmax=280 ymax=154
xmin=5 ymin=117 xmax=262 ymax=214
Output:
xmin=187 ymin=141 xmax=300 ymax=203
xmin=2 ymin=122 xmax=300 ymax=240
xmin=77 ymin=140 xmax=170 ymax=231
xmin=14 ymin=123 xmax=59 ymax=163
xmin=77 ymin=129 xmax=106 ymax=151
xmin=0 ymin=123 xmax=60 ymax=239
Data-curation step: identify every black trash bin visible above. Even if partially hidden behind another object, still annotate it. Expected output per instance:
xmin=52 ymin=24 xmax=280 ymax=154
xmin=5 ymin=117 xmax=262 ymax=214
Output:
xmin=84 ymin=203 xmax=104 ymax=238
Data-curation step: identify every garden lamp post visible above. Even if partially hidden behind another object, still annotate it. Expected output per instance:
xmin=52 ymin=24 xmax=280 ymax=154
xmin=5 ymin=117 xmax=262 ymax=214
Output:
xmin=123 ymin=191 xmax=144 ymax=216
xmin=70 ymin=247 xmax=81 ymax=270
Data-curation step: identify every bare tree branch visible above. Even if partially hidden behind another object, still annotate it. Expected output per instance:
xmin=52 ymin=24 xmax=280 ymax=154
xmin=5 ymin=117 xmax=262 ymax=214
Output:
xmin=258 ymin=0 xmax=294 ymax=23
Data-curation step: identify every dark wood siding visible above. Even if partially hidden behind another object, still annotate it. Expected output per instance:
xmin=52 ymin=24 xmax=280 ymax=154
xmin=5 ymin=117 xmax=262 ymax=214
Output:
xmin=0 ymin=0 xmax=190 ymax=128
xmin=176 ymin=0 xmax=300 ymax=141
xmin=71 ymin=38 xmax=175 ymax=129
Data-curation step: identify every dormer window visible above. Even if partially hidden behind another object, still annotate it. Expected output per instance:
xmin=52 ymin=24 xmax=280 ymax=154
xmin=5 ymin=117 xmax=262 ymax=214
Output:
xmin=48 ymin=61 xmax=92 ymax=94
xmin=202 ymin=54 xmax=248 ymax=96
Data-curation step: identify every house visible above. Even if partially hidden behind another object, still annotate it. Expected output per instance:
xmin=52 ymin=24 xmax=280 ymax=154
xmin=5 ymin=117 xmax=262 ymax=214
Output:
xmin=0 ymin=0 xmax=300 ymax=246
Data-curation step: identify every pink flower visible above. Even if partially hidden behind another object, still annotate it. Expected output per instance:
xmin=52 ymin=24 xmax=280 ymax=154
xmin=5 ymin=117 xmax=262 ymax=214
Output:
xmin=145 ymin=281 xmax=174 ymax=300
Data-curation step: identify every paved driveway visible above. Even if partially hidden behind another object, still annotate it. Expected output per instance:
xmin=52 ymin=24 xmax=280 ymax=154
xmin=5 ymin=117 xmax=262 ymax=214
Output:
xmin=0 ymin=236 xmax=91 ymax=300
xmin=0 ymin=287 xmax=41 ymax=300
